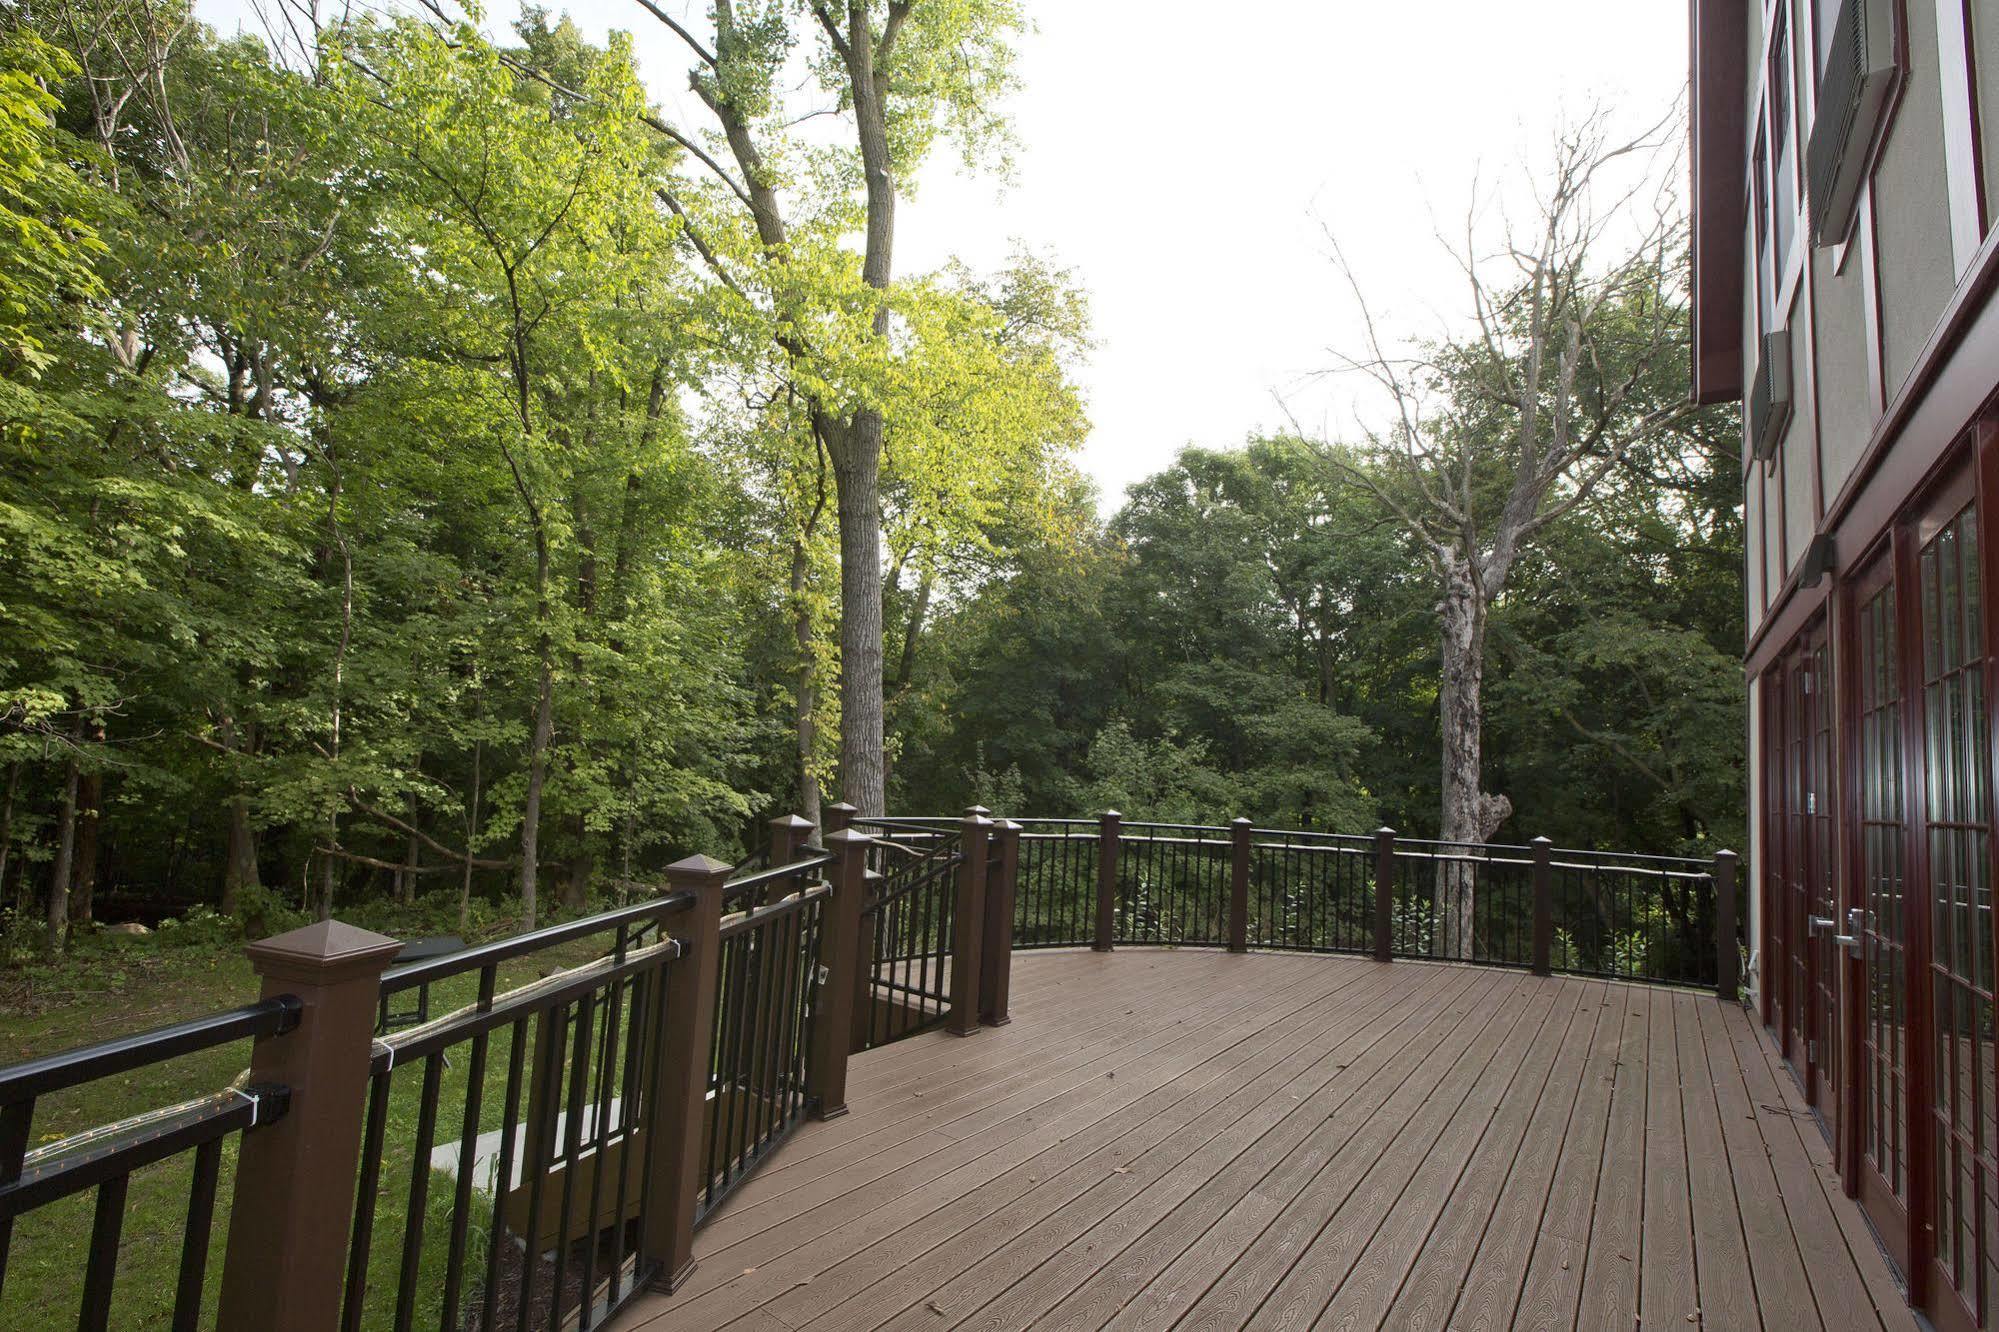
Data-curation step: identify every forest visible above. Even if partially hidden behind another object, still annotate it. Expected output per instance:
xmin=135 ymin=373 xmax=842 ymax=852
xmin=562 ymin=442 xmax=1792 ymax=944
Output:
xmin=0 ymin=0 xmax=1744 ymax=956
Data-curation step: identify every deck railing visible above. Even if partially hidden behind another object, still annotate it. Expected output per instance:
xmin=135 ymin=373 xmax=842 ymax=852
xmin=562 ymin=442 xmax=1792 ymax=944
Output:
xmin=0 ymin=805 xmax=1735 ymax=1327
xmin=974 ymin=813 xmax=1738 ymax=994
xmin=0 ymin=821 xmax=882 ymax=1332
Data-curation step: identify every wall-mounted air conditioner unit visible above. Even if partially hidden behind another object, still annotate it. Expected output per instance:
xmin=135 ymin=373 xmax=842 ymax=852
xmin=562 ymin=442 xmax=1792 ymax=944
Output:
xmin=1750 ymin=330 xmax=1793 ymax=461
xmin=1807 ymin=0 xmax=1896 ymax=246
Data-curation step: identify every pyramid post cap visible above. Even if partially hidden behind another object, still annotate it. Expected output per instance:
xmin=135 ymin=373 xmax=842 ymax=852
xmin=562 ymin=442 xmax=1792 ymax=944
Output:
xmin=245 ymin=919 xmax=403 ymax=981
xmin=665 ymin=852 xmax=735 ymax=880
xmin=824 ymin=827 xmax=875 ymax=848
xmin=770 ymin=813 xmax=816 ymax=830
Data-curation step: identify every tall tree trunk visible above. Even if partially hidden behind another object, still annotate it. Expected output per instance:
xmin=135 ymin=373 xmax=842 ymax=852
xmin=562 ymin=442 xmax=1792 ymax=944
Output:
xmin=831 ymin=429 xmax=886 ymax=815
xmin=0 ymin=763 xmax=18 ymax=927
xmin=223 ymin=797 xmax=258 ymax=914
xmin=791 ymin=540 xmax=821 ymax=825
xmin=520 ymin=534 xmax=554 ymax=929
xmin=46 ymin=740 xmax=82 ymax=952
xmin=218 ymin=714 xmax=260 ymax=915
xmin=73 ymin=763 xmax=101 ymax=925
xmin=459 ymin=740 xmax=481 ymax=935
xmin=1434 ymin=560 xmax=1511 ymax=959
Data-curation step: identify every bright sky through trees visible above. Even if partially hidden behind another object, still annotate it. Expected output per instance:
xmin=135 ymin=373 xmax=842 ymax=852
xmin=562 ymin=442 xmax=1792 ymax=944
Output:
xmin=196 ymin=0 xmax=1689 ymax=510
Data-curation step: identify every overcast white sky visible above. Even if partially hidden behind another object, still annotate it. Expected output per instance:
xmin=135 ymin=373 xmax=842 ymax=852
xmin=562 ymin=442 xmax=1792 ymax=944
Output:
xmin=198 ymin=0 xmax=1691 ymax=509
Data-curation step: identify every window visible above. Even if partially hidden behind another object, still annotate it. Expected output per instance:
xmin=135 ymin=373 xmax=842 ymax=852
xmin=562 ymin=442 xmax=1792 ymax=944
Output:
xmin=1806 ymin=0 xmax=1900 ymax=245
xmin=1770 ymin=2 xmax=1798 ymax=273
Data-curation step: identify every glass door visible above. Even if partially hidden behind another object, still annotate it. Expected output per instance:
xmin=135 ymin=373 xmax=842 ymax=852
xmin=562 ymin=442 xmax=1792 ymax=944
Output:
xmin=1854 ymin=553 xmax=1911 ymax=1264
xmin=1914 ymin=482 xmax=1998 ymax=1329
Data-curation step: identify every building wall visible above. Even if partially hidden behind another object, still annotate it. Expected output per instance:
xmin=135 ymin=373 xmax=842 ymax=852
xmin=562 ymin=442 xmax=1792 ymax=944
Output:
xmin=1979 ymin=3 xmax=1999 ymax=212
xmin=1740 ymin=0 xmax=1998 ymax=653
xmin=1871 ymin=0 xmax=1956 ymax=391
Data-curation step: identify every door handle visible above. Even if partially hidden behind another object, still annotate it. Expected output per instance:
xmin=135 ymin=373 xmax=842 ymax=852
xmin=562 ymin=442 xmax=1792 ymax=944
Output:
xmin=1809 ymin=915 xmax=1837 ymax=934
xmin=1833 ymin=907 xmax=1864 ymax=955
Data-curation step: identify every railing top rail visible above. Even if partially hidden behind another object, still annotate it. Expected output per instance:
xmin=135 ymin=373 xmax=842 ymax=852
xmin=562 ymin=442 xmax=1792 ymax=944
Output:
xmin=724 ymin=852 xmax=835 ymax=900
xmin=381 ymin=889 xmax=694 ymax=996
xmin=0 ymin=995 xmax=301 ymax=1106
xmin=373 ymin=936 xmax=682 ymax=1069
xmin=1118 ymin=820 xmax=1232 ymax=834
xmin=719 ymin=882 xmax=832 ymax=941
xmin=851 ymin=817 xmax=958 ymax=833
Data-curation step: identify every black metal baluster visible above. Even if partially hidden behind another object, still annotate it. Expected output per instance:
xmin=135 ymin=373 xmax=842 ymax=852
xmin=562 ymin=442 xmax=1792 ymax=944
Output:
xmin=516 ymin=1006 xmax=565 ymax=1331
xmin=480 ymin=1017 xmax=528 ymax=1332
xmin=77 ymin=1174 xmax=128 ymax=1331
xmin=438 ymin=966 xmax=497 ymax=1332
xmin=392 ymin=1053 xmax=445 ymax=1332
xmin=170 ymin=1136 xmax=223 ymax=1332
xmin=342 ymin=1069 xmax=394 ymax=1332
xmin=547 ymin=991 xmax=596 ymax=1332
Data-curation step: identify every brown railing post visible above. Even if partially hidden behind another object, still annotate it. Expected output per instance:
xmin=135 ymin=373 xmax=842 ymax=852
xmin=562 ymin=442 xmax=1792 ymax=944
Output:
xmin=1530 ymin=836 xmax=1553 ymax=976
xmin=640 ymin=853 xmax=729 ymax=1291
xmin=981 ymin=819 xmax=1021 ymax=1026
xmin=949 ymin=813 xmax=992 ymax=1037
xmin=810 ymin=828 xmax=872 ymax=1119
xmin=849 ymin=866 xmax=883 ymax=1053
xmin=823 ymin=801 xmax=856 ymax=835
xmin=1095 ymin=810 xmax=1121 ymax=952
xmin=1373 ymin=827 xmax=1396 ymax=962
xmin=771 ymin=812 xmax=815 ymax=865
xmin=1715 ymin=848 xmax=1740 ymax=1001
xmin=1228 ymin=817 xmax=1252 ymax=953
xmin=216 ymin=920 xmax=403 ymax=1332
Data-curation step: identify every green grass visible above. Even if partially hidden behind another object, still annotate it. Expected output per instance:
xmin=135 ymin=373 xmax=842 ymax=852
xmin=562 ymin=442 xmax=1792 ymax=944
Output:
xmin=0 ymin=917 xmax=639 ymax=1330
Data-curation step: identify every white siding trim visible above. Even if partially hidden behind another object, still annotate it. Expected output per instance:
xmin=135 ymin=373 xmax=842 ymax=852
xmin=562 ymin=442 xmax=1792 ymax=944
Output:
xmin=1935 ymin=0 xmax=1984 ymax=271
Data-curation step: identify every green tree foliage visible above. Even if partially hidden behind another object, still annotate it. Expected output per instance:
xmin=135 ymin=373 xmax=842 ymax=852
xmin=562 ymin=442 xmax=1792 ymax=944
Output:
xmin=895 ymin=422 xmax=1742 ymax=856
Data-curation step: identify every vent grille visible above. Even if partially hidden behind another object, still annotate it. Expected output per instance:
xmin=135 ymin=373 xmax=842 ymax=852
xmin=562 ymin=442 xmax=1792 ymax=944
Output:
xmin=1806 ymin=0 xmax=1896 ymax=245
xmin=1750 ymin=330 xmax=1793 ymax=461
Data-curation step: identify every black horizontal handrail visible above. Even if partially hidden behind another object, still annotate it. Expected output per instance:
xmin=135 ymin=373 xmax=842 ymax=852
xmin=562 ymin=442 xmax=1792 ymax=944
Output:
xmin=368 ymin=937 xmax=682 ymax=1071
xmin=719 ymin=882 xmax=833 ymax=941
xmin=722 ymin=853 xmax=835 ymax=902
xmin=380 ymin=889 xmax=694 ymax=996
xmin=0 ymin=996 xmax=301 ymax=1105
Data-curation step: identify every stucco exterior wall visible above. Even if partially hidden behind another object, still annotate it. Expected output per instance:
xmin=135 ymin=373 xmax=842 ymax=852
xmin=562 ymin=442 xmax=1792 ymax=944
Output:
xmin=1872 ymin=0 xmax=1958 ymax=392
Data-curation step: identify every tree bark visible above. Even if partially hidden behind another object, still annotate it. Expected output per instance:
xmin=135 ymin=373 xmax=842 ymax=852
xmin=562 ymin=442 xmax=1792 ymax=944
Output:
xmin=46 ymin=742 xmax=81 ymax=952
xmin=1434 ymin=558 xmax=1512 ymax=959
xmin=830 ymin=426 xmax=886 ymax=814
xmin=791 ymin=540 xmax=822 ymax=825
xmin=0 ymin=764 xmax=17 ymax=919
xmin=460 ymin=740 xmax=481 ymax=935
xmin=520 ymin=530 xmax=554 ymax=929
xmin=73 ymin=764 xmax=100 ymax=925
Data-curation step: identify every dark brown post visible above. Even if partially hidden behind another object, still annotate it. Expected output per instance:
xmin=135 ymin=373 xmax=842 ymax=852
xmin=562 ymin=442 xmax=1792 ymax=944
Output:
xmin=849 ymin=867 xmax=883 ymax=1053
xmin=640 ymin=853 xmax=729 ymax=1291
xmin=981 ymin=819 xmax=1020 ymax=1026
xmin=1095 ymin=810 xmax=1121 ymax=952
xmin=1530 ymin=836 xmax=1553 ymax=976
xmin=949 ymin=814 xmax=992 ymax=1037
xmin=1714 ymin=849 xmax=1740 ymax=1001
xmin=217 ymin=920 xmax=403 ymax=1332
xmin=770 ymin=813 xmax=815 ymax=866
xmin=823 ymin=801 xmax=857 ymax=835
xmin=1372 ymin=827 xmax=1396 ymax=962
xmin=810 ymin=829 xmax=872 ymax=1118
xmin=1228 ymin=818 xmax=1252 ymax=953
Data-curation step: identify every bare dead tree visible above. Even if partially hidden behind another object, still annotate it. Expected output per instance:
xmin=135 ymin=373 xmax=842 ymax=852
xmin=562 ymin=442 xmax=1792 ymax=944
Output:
xmin=1305 ymin=107 xmax=1692 ymax=958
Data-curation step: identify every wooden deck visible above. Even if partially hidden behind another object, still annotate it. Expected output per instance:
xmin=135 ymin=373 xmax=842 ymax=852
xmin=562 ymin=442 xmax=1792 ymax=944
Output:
xmin=608 ymin=949 xmax=1917 ymax=1331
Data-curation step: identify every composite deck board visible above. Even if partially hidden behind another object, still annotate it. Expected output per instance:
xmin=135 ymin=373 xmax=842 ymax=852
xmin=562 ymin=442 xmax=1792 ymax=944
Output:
xmin=606 ymin=950 xmax=1917 ymax=1332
